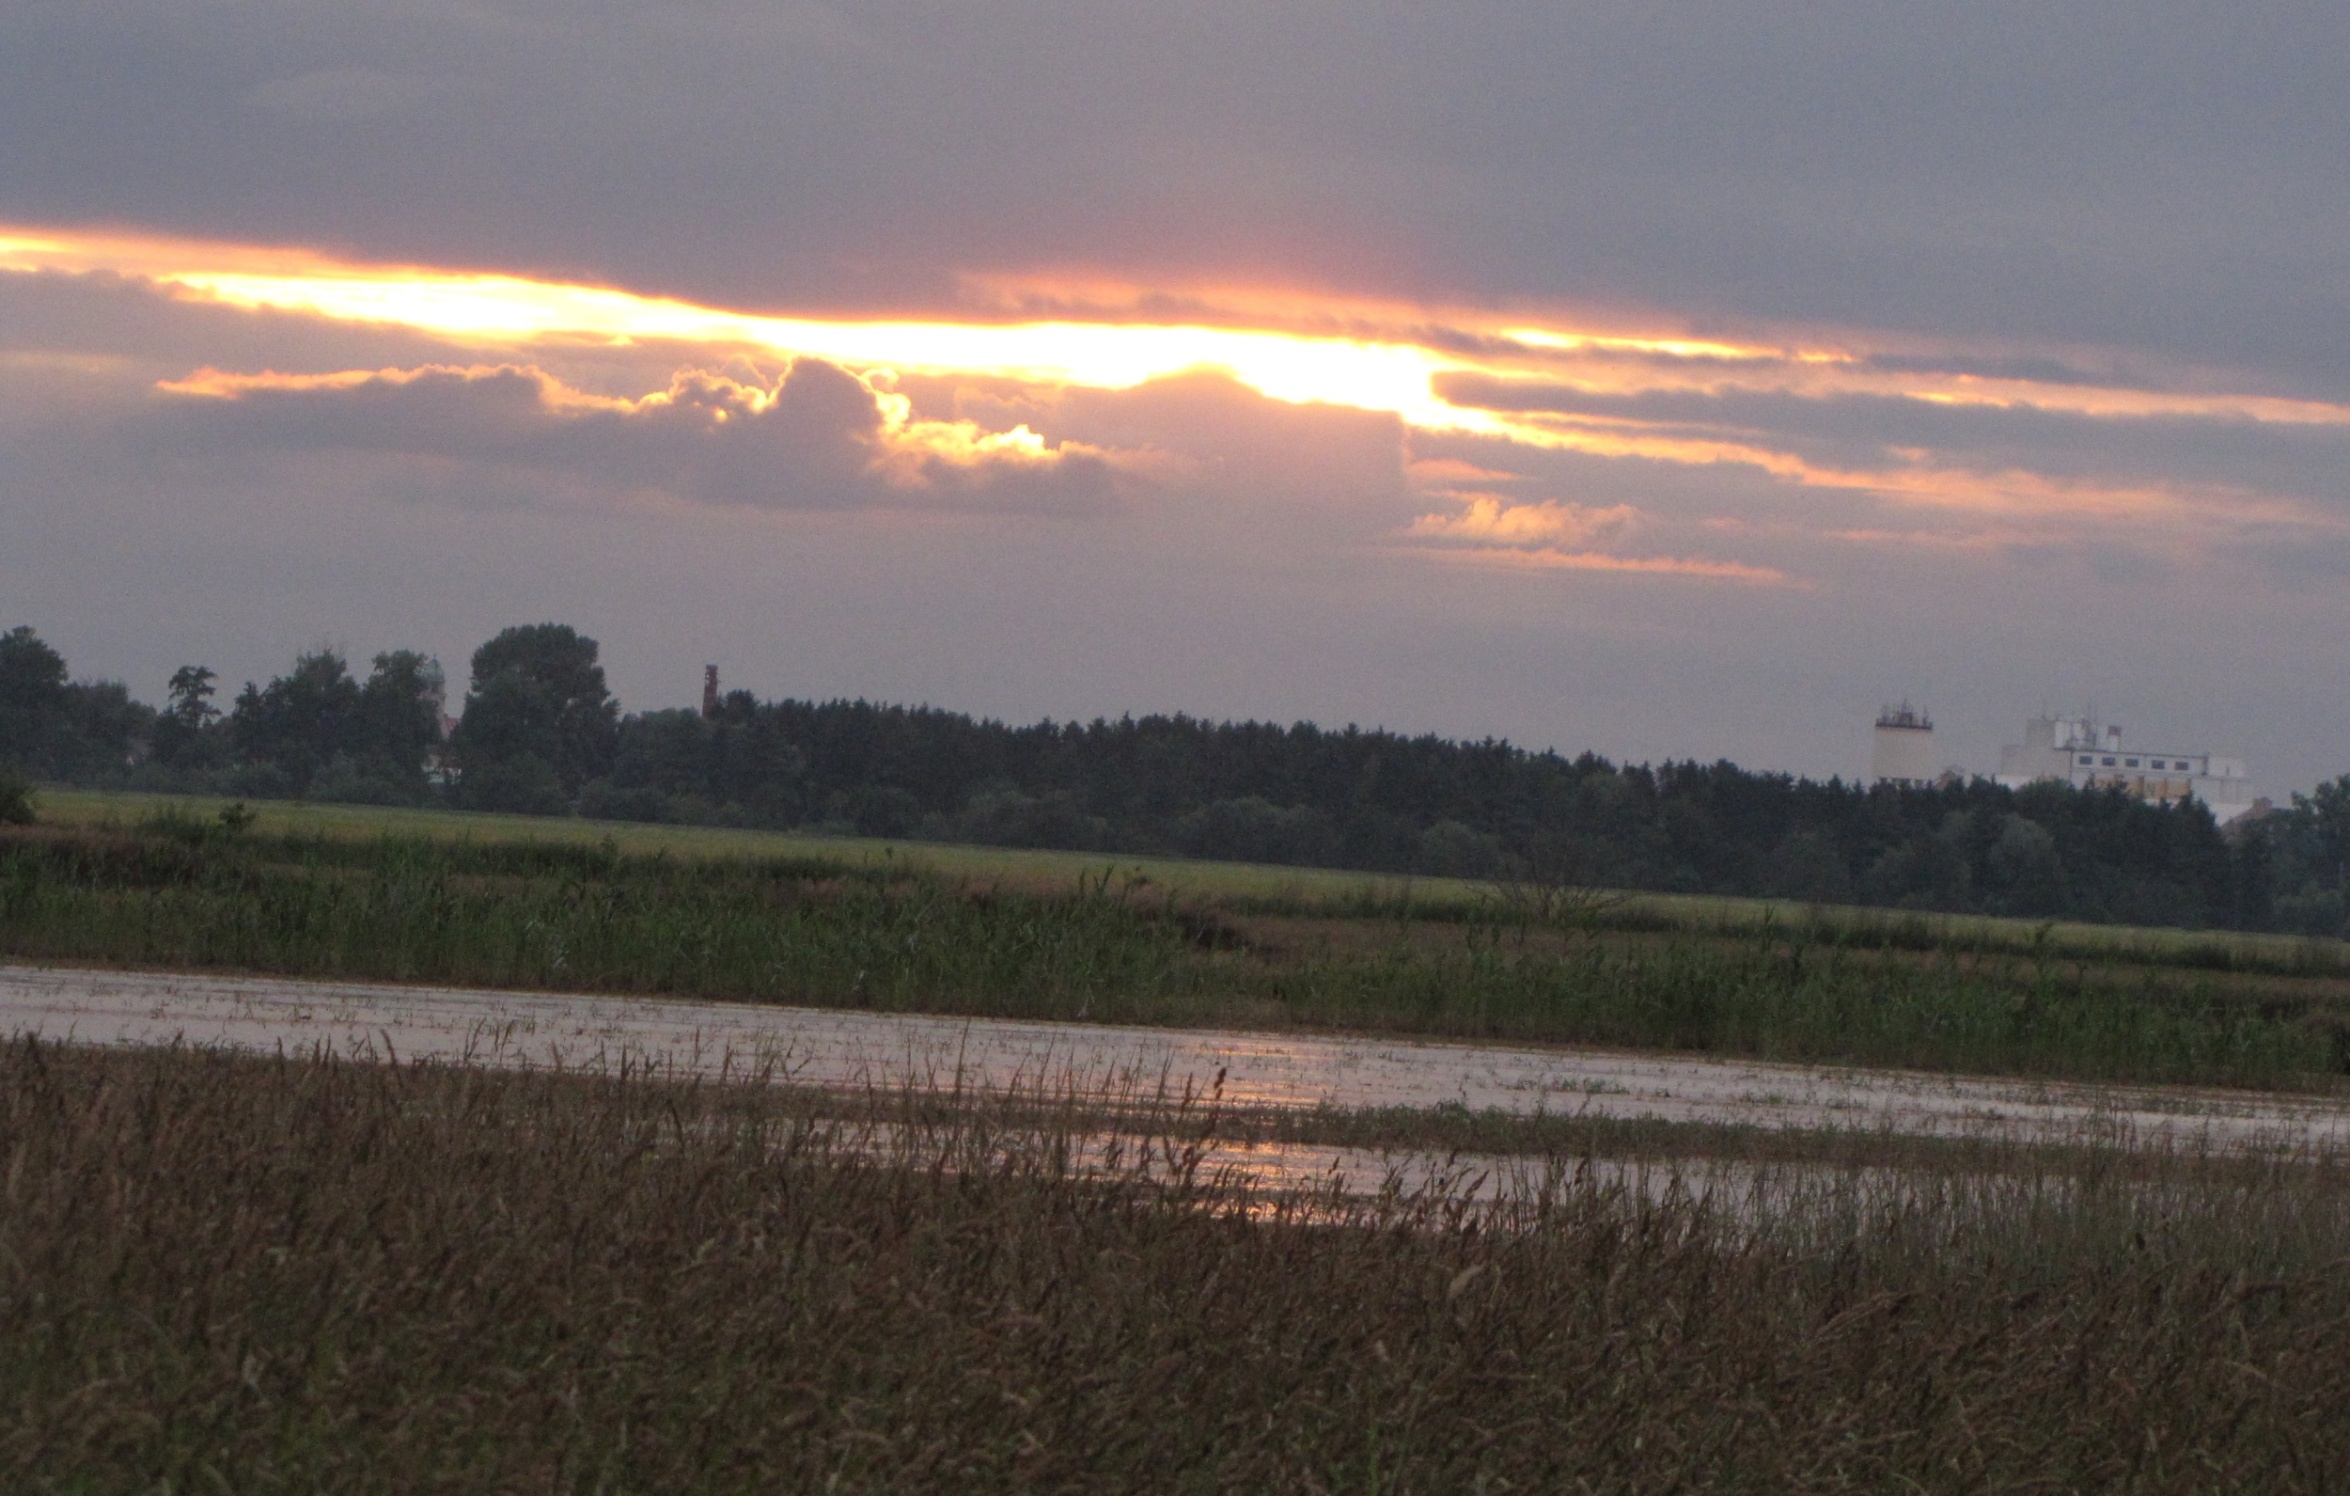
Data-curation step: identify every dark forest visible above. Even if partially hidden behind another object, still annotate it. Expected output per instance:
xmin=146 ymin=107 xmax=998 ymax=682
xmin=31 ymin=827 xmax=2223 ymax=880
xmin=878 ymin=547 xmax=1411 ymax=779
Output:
xmin=4 ymin=622 xmax=2344 ymax=935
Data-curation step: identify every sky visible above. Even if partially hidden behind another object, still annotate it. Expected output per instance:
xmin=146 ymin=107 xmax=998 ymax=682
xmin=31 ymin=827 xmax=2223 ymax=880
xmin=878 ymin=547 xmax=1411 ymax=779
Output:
xmin=3 ymin=0 xmax=2347 ymax=793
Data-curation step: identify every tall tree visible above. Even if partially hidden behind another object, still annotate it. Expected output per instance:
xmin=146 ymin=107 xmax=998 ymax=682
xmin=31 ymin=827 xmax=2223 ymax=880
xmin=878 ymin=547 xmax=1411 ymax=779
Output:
xmin=0 ymin=626 xmax=68 ymax=773
xmin=349 ymin=652 xmax=446 ymax=798
xmin=2307 ymin=776 xmax=2350 ymax=893
xmin=229 ymin=652 xmax=362 ymax=796
xmin=55 ymin=680 xmax=154 ymax=781
xmin=167 ymin=666 xmax=218 ymax=729
xmin=151 ymin=665 xmax=222 ymax=770
xmin=0 ymin=627 xmax=153 ymax=781
xmin=454 ymin=624 xmax=617 ymax=811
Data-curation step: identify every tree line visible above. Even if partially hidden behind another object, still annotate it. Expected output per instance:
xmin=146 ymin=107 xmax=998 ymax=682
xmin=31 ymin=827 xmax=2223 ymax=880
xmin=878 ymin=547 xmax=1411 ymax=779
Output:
xmin=3 ymin=620 xmax=2346 ymax=935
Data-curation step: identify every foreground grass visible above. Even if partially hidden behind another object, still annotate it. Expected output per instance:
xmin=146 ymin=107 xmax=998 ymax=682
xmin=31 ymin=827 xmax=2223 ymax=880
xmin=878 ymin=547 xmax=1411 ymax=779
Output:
xmin=7 ymin=1040 xmax=2350 ymax=1492
xmin=5 ymin=819 xmax=2348 ymax=1090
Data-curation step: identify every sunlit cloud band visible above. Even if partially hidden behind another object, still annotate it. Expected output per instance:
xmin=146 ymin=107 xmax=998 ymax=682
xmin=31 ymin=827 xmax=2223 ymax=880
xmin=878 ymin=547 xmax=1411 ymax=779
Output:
xmin=10 ymin=221 xmax=2350 ymax=580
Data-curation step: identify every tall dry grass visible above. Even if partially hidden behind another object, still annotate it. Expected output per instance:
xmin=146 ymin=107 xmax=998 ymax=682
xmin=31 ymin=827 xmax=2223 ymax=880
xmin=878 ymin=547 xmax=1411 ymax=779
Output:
xmin=6 ymin=1039 xmax=2350 ymax=1492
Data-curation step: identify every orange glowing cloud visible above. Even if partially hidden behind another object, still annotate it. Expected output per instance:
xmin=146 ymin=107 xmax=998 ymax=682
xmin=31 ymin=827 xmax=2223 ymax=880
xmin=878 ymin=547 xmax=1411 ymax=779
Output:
xmin=1405 ymin=457 xmax=1521 ymax=485
xmin=1394 ymin=488 xmax=1778 ymax=584
xmin=1412 ymin=545 xmax=1795 ymax=586
xmin=1405 ymin=495 xmax=1638 ymax=548
xmin=159 ymin=362 xmax=635 ymax=412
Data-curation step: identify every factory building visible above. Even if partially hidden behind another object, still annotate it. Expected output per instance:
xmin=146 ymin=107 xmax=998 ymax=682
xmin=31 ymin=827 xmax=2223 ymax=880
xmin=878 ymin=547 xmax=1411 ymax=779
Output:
xmin=1869 ymin=703 xmax=1938 ymax=787
xmin=1994 ymin=714 xmax=2256 ymax=822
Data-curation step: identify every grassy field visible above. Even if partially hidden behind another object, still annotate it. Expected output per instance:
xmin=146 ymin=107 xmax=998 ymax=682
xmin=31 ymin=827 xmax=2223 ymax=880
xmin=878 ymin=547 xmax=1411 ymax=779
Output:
xmin=7 ymin=1039 xmax=2350 ymax=1492
xmin=31 ymin=786 xmax=1446 ymax=907
xmin=6 ymin=806 xmax=2350 ymax=1090
xmin=35 ymin=787 xmax=2350 ymax=975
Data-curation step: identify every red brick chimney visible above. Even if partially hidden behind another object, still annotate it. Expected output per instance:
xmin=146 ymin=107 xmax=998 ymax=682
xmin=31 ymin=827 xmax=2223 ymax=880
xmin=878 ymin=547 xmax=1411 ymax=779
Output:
xmin=701 ymin=664 xmax=719 ymax=719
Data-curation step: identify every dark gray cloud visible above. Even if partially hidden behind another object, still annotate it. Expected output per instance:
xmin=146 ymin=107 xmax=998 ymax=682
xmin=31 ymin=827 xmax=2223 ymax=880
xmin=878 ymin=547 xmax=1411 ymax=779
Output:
xmin=1858 ymin=353 xmax=2159 ymax=392
xmin=130 ymin=359 xmax=1121 ymax=514
xmin=4 ymin=2 xmax=2347 ymax=388
xmin=1433 ymin=372 xmax=2350 ymax=511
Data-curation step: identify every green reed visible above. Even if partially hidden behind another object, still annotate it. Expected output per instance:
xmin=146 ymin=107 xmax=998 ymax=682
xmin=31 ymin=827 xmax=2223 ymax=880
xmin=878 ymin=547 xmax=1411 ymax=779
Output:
xmin=1273 ymin=931 xmax=2339 ymax=1087
xmin=1 ymin=822 xmax=2342 ymax=1088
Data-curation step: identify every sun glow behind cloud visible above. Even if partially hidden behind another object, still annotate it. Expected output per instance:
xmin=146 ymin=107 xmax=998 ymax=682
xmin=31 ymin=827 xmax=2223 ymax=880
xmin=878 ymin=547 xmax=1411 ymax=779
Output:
xmin=25 ymin=223 xmax=2350 ymax=443
xmin=9 ymin=221 xmax=2350 ymax=577
xmin=0 ymin=227 xmax=1503 ymax=437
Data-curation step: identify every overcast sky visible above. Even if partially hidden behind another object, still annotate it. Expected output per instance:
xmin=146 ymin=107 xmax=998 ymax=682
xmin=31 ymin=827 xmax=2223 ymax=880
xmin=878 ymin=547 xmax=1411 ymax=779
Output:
xmin=4 ymin=0 xmax=2347 ymax=791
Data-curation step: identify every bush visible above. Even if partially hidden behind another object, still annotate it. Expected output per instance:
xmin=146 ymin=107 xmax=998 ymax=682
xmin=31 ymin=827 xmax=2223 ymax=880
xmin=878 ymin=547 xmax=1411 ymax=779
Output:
xmin=848 ymin=785 xmax=925 ymax=839
xmin=577 ymin=781 xmax=677 ymax=824
xmin=459 ymin=754 xmax=570 ymax=817
xmin=0 ymin=769 xmax=33 ymax=825
xmin=222 ymin=761 xmax=295 ymax=801
xmin=2276 ymin=888 xmax=2349 ymax=940
xmin=944 ymin=787 xmax=1110 ymax=851
xmin=1417 ymin=819 xmax=1503 ymax=878
xmin=308 ymin=756 xmax=416 ymax=807
xmin=1175 ymin=796 xmax=1336 ymax=866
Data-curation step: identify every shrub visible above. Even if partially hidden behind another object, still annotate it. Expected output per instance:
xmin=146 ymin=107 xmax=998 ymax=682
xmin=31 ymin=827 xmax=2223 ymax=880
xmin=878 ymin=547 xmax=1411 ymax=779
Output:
xmin=0 ymin=769 xmax=32 ymax=825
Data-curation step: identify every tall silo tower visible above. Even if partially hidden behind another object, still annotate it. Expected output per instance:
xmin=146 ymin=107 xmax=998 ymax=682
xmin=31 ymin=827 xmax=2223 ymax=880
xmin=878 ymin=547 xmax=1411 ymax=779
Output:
xmin=1870 ymin=703 xmax=1936 ymax=787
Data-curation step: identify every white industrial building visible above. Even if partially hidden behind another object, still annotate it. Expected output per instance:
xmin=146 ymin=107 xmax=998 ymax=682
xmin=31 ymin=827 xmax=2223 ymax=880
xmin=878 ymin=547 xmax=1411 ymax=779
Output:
xmin=1994 ymin=714 xmax=2256 ymax=822
xmin=1870 ymin=704 xmax=1938 ymax=787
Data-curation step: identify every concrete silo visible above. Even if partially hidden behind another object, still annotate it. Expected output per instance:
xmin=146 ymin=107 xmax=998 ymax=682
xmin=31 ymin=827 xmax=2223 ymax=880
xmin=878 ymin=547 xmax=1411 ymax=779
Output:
xmin=1870 ymin=704 xmax=1937 ymax=787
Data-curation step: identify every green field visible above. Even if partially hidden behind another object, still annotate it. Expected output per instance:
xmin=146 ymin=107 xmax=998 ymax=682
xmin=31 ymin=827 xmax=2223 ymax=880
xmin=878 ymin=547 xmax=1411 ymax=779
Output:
xmin=31 ymin=784 xmax=1472 ymax=899
xmin=34 ymin=787 xmax=2350 ymax=974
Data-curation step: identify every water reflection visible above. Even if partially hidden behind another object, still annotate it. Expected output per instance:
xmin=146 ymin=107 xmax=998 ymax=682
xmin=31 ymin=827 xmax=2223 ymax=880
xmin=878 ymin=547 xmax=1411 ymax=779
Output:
xmin=9 ymin=963 xmax=2350 ymax=1154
